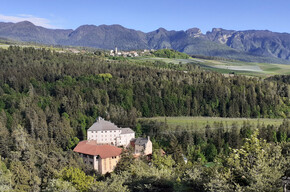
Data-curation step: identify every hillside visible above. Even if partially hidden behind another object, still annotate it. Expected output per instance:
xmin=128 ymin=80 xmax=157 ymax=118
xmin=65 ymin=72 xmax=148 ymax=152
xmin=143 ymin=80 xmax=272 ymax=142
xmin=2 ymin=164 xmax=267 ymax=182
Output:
xmin=0 ymin=47 xmax=289 ymax=191
xmin=206 ymin=28 xmax=290 ymax=60
xmin=1 ymin=21 xmax=290 ymax=64
xmin=0 ymin=21 xmax=72 ymax=44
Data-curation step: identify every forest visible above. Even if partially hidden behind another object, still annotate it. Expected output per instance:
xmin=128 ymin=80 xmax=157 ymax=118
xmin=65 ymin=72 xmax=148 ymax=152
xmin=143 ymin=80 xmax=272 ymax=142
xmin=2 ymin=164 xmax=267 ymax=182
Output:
xmin=0 ymin=46 xmax=289 ymax=191
xmin=152 ymin=49 xmax=190 ymax=59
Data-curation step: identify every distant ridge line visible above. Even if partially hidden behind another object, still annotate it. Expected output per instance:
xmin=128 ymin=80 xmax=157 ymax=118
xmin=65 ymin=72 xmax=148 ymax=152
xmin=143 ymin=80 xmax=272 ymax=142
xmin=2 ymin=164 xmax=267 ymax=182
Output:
xmin=0 ymin=21 xmax=290 ymax=64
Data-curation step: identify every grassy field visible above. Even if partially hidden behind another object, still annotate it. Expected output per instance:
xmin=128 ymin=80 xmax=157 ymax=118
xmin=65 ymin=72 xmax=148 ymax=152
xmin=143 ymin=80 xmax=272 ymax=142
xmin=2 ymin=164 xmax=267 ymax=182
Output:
xmin=131 ymin=57 xmax=290 ymax=77
xmin=139 ymin=116 xmax=286 ymax=130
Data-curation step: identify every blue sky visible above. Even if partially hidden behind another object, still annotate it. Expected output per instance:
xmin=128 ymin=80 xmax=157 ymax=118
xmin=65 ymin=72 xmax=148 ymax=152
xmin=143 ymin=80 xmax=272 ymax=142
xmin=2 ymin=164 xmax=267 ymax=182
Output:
xmin=1 ymin=0 xmax=289 ymax=33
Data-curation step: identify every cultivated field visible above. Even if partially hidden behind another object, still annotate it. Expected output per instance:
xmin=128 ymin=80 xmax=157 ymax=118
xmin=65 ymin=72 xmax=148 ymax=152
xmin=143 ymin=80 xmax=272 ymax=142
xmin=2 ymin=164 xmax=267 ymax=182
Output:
xmin=132 ymin=57 xmax=290 ymax=77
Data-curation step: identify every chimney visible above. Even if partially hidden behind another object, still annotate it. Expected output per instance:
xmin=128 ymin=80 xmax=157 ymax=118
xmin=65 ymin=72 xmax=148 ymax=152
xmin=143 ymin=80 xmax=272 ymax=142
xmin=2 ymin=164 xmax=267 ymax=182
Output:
xmin=96 ymin=116 xmax=102 ymax=122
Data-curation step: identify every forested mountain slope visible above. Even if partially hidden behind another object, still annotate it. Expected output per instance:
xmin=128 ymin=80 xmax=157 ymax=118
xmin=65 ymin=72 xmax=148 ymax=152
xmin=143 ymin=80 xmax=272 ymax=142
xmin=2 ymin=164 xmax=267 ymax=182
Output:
xmin=0 ymin=21 xmax=72 ymax=44
xmin=0 ymin=47 xmax=288 ymax=121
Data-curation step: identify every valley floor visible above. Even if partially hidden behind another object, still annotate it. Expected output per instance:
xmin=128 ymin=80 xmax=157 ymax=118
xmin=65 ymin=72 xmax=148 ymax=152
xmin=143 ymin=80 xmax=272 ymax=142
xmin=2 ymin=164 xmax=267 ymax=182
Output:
xmin=131 ymin=57 xmax=290 ymax=77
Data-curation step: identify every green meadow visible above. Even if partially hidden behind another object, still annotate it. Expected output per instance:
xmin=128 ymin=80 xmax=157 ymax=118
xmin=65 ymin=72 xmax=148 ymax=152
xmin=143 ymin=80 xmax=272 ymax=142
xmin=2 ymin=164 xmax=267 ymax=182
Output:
xmin=139 ymin=116 xmax=286 ymax=130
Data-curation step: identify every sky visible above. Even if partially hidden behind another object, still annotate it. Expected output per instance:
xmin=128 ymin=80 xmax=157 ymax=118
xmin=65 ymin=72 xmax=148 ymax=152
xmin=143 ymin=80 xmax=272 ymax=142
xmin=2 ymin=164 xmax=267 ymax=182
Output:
xmin=1 ymin=0 xmax=290 ymax=33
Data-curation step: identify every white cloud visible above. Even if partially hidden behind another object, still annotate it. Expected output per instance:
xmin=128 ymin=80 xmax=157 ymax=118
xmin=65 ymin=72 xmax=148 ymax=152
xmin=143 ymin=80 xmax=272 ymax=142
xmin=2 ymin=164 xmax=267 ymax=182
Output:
xmin=0 ymin=14 xmax=57 ymax=28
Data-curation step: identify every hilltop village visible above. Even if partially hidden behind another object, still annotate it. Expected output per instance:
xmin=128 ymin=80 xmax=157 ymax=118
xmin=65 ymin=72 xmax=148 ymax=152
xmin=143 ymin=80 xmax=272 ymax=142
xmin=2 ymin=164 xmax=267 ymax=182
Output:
xmin=109 ymin=47 xmax=154 ymax=57
xmin=73 ymin=117 xmax=152 ymax=174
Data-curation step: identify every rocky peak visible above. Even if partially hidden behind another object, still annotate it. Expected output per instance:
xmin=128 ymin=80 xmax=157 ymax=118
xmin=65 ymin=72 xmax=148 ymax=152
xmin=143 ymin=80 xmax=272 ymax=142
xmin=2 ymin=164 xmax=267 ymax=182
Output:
xmin=186 ymin=28 xmax=202 ymax=37
xmin=212 ymin=28 xmax=222 ymax=32
xmin=206 ymin=28 xmax=236 ymax=43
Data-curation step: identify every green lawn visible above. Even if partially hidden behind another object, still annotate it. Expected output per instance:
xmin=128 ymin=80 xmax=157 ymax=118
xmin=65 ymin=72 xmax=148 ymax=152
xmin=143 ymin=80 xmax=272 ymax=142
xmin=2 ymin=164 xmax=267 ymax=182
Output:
xmin=139 ymin=116 xmax=286 ymax=130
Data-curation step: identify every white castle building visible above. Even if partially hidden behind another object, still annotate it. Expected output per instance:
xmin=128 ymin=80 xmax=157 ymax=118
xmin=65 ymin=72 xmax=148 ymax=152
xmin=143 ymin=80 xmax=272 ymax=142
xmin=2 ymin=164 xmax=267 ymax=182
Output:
xmin=87 ymin=117 xmax=135 ymax=147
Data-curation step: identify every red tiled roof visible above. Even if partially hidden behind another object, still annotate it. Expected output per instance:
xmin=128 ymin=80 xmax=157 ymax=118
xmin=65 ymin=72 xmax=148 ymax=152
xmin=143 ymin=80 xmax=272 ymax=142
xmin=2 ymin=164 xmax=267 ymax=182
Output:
xmin=73 ymin=140 xmax=122 ymax=159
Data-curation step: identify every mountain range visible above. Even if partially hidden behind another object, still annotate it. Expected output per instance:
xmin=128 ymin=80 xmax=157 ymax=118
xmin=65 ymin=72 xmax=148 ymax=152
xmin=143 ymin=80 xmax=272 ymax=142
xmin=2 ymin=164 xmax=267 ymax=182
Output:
xmin=1 ymin=21 xmax=290 ymax=64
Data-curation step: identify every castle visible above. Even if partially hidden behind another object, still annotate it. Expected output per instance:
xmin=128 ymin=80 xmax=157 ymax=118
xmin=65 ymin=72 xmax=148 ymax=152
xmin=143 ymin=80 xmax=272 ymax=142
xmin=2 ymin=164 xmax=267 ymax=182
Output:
xmin=73 ymin=117 xmax=152 ymax=174
xmin=87 ymin=117 xmax=135 ymax=147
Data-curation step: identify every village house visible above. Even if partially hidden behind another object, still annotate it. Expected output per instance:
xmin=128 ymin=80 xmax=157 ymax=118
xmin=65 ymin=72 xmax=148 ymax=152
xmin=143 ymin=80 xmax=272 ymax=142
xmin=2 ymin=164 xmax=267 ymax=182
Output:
xmin=109 ymin=50 xmax=114 ymax=56
xmin=87 ymin=117 xmax=135 ymax=147
xmin=73 ymin=140 xmax=122 ymax=174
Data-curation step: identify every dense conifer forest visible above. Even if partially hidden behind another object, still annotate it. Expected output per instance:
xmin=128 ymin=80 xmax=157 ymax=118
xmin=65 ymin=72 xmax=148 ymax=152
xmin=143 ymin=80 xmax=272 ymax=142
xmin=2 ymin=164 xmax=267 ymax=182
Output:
xmin=0 ymin=46 xmax=289 ymax=191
